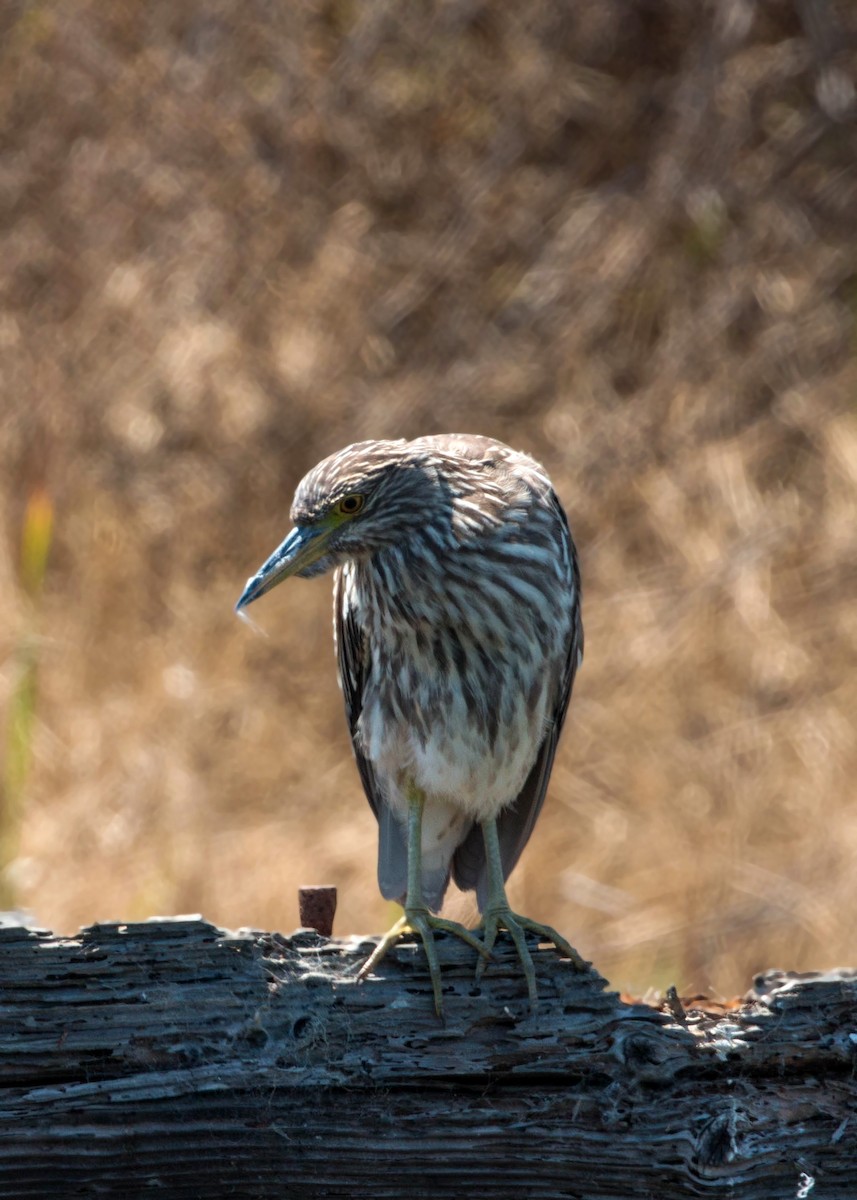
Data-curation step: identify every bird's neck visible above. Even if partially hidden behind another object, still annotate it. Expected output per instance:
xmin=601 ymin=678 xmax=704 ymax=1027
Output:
xmin=356 ymin=539 xmax=446 ymax=626
xmin=349 ymin=532 xmax=495 ymax=642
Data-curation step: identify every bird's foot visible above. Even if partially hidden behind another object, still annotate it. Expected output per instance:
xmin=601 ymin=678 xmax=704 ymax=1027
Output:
xmin=476 ymin=906 xmax=587 ymax=1007
xmin=357 ymin=908 xmax=489 ymax=1017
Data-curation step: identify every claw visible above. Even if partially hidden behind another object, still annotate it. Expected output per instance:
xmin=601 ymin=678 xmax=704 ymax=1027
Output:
xmin=476 ymin=907 xmax=587 ymax=1007
xmin=357 ymin=908 xmax=490 ymax=1017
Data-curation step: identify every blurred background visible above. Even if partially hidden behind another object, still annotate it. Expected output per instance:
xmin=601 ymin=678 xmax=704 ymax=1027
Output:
xmin=1 ymin=0 xmax=856 ymax=997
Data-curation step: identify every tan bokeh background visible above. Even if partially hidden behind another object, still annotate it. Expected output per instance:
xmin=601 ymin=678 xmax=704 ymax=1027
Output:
xmin=2 ymin=2 xmax=856 ymax=996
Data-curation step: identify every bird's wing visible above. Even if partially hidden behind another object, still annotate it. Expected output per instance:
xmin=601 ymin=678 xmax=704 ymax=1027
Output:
xmin=452 ymin=494 xmax=583 ymax=910
xmin=333 ymin=567 xmax=381 ymax=818
xmin=334 ymin=568 xmax=409 ymax=903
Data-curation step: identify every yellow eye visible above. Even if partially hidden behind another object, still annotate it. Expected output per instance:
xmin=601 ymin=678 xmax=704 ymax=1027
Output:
xmin=336 ymin=493 xmax=365 ymax=517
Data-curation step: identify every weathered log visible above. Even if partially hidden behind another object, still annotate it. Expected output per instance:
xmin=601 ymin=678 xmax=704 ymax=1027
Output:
xmin=0 ymin=916 xmax=854 ymax=1198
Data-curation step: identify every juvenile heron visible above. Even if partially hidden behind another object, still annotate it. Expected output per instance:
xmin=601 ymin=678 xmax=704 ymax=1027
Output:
xmin=236 ymin=435 xmax=585 ymax=1013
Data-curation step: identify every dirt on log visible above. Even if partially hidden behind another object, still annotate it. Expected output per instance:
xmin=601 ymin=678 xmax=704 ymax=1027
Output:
xmin=0 ymin=916 xmax=855 ymax=1199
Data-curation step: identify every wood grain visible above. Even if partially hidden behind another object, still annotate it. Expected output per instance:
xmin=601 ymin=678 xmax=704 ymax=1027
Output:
xmin=1 ymin=916 xmax=854 ymax=1198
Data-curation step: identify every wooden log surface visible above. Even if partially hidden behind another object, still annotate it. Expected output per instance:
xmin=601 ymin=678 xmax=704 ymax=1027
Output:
xmin=1 ymin=915 xmax=855 ymax=1199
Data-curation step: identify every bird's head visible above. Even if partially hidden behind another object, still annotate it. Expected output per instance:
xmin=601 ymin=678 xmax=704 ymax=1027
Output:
xmin=235 ymin=439 xmax=445 ymax=611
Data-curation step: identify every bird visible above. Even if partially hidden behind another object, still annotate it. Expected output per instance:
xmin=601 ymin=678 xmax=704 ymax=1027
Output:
xmin=236 ymin=434 xmax=586 ymax=1014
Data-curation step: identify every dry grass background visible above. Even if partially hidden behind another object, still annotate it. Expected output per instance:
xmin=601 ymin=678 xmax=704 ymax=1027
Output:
xmin=1 ymin=0 xmax=856 ymax=997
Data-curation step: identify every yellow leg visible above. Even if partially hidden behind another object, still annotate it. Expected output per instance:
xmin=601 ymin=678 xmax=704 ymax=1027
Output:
xmin=358 ymin=785 xmax=489 ymax=1016
xmin=476 ymin=816 xmax=587 ymax=1006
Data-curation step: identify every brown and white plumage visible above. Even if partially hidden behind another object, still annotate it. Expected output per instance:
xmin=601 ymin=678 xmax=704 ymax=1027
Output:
xmin=237 ymin=433 xmax=585 ymax=1011
xmin=328 ymin=435 xmax=582 ymax=911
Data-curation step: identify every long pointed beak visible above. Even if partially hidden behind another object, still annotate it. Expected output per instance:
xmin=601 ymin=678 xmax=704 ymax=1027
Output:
xmin=235 ymin=525 xmax=329 ymax=611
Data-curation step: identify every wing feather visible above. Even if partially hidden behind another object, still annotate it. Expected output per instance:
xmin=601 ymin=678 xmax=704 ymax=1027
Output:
xmin=334 ymin=568 xmax=408 ymax=901
xmin=333 ymin=568 xmax=380 ymax=814
xmin=452 ymin=494 xmax=583 ymax=910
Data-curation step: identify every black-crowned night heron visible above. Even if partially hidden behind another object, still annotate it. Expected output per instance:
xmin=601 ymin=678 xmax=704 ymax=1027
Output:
xmin=236 ymin=435 xmax=585 ymax=1013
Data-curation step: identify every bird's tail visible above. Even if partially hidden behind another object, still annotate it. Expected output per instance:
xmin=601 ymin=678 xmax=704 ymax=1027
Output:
xmin=377 ymin=800 xmax=472 ymax=913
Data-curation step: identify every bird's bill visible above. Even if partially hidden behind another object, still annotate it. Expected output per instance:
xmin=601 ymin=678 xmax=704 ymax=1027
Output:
xmin=235 ymin=525 xmax=330 ymax=610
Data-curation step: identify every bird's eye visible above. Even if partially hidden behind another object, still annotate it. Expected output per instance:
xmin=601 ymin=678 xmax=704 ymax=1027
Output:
xmin=336 ymin=493 xmax=365 ymax=516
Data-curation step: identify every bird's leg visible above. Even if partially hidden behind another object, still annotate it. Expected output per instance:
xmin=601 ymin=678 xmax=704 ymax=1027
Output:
xmin=358 ymin=783 xmax=489 ymax=1015
xmin=476 ymin=816 xmax=587 ymax=1006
